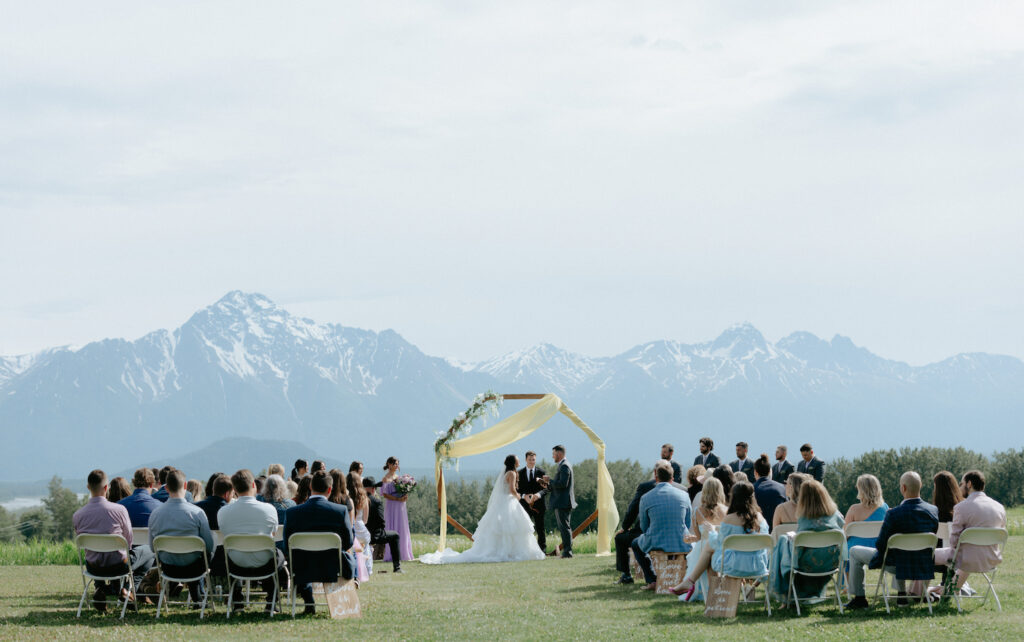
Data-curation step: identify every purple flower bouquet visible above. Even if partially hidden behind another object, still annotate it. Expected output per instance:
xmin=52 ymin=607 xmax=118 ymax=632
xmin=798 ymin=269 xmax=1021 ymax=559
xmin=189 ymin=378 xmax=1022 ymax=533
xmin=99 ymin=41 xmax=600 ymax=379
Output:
xmin=393 ymin=474 xmax=418 ymax=496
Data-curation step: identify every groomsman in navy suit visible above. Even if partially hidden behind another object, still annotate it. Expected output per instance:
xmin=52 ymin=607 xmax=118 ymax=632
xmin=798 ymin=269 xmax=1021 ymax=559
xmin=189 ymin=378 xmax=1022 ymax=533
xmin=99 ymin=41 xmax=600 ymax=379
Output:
xmin=797 ymin=443 xmax=826 ymax=482
xmin=729 ymin=442 xmax=755 ymax=483
xmin=772 ymin=445 xmax=795 ymax=484
xmin=693 ymin=437 xmax=720 ymax=469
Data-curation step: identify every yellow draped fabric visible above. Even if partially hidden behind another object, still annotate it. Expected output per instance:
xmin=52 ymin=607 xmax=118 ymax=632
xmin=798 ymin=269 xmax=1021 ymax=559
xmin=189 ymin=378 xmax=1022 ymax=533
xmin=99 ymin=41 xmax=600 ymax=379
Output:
xmin=435 ymin=394 xmax=618 ymax=556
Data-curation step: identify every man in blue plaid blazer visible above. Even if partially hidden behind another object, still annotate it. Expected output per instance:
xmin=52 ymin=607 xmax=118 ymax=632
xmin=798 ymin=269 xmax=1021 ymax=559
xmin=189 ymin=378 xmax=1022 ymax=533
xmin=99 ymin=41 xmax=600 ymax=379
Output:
xmin=630 ymin=461 xmax=692 ymax=590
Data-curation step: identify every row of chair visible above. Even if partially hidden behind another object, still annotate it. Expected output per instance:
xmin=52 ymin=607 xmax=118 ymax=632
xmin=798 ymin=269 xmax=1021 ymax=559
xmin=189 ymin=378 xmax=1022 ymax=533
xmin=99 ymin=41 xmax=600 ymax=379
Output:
xmin=129 ymin=526 xmax=285 ymax=545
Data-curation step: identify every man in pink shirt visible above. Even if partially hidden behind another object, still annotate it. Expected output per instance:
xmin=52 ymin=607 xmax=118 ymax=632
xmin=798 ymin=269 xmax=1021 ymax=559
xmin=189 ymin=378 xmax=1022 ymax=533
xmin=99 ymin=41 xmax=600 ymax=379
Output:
xmin=932 ymin=470 xmax=1006 ymax=594
xmin=73 ymin=469 xmax=155 ymax=612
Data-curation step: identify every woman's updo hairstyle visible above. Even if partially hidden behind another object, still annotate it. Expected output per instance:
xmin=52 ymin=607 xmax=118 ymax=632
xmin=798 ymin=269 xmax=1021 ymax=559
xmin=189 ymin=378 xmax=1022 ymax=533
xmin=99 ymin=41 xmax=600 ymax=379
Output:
xmin=504 ymin=454 xmax=517 ymax=472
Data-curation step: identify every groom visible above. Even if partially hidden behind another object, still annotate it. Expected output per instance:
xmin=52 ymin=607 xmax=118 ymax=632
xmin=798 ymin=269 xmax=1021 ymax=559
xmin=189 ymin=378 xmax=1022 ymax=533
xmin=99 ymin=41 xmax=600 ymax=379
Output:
xmin=518 ymin=451 xmax=547 ymax=553
xmin=536 ymin=445 xmax=577 ymax=558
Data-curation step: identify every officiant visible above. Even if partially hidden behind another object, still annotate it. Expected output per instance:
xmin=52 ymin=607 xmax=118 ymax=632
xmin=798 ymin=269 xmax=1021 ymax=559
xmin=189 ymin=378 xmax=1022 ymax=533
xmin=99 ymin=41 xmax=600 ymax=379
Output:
xmin=518 ymin=451 xmax=548 ymax=553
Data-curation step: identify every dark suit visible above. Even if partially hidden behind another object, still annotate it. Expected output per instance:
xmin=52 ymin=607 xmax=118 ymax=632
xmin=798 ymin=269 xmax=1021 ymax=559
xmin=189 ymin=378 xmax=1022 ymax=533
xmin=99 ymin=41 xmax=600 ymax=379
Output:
xmin=615 ymin=479 xmax=656 ymax=575
xmin=771 ymin=459 xmax=794 ymax=485
xmin=693 ymin=453 xmax=720 ymax=470
xmin=366 ymin=494 xmax=402 ymax=571
xmin=518 ymin=466 xmax=547 ymax=551
xmin=540 ymin=459 xmax=576 ymax=556
xmin=284 ymin=496 xmax=356 ymax=605
xmin=869 ymin=498 xmax=939 ymax=579
xmin=152 ymin=486 xmax=194 ymax=503
xmin=195 ymin=496 xmax=227 ymax=530
xmin=729 ymin=458 xmax=756 ymax=483
xmin=668 ymin=460 xmax=682 ymax=484
xmin=753 ymin=477 xmax=787 ymax=530
xmin=797 ymin=456 xmax=826 ymax=482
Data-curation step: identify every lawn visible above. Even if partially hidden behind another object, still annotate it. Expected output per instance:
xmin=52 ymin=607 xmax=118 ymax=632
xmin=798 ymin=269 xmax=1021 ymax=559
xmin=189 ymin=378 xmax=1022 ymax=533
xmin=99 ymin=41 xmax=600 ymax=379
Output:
xmin=0 ymin=534 xmax=1019 ymax=640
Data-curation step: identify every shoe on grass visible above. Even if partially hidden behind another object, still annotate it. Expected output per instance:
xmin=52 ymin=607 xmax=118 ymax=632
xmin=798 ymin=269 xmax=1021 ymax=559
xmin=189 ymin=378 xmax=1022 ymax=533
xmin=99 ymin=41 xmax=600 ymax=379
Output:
xmin=845 ymin=596 xmax=870 ymax=610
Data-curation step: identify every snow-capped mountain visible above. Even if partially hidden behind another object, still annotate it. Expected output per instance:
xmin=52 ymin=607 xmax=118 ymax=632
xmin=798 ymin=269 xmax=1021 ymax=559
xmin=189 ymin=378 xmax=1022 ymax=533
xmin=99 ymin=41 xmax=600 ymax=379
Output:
xmin=2 ymin=292 xmax=1022 ymax=481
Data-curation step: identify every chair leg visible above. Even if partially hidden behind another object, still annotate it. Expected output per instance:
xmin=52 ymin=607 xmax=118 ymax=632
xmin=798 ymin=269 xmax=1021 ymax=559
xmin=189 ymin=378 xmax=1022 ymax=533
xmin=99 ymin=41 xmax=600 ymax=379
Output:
xmin=156 ymin=583 xmax=166 ymax=619
xmin=76 ymin=578 xmax=89 ymax=618
xmin=226 ymin=577 xmax=234 ymax=619
xmin=791 ymin=574 xmax=801 ymax=616
xmin=118 ymin=576 xmax=131 ymax=620
xmin=270 ymin=574 xmax=279 ymax=617
xmin=200 ymin=575 xmax=210 ymax=619
xmin=833 ymin=576 xmax=844 ymax=614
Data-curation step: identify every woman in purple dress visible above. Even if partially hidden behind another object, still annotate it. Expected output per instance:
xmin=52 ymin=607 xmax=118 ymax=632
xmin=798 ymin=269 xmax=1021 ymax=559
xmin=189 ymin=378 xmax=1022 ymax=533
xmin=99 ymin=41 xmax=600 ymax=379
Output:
xmin=381 ymin=456 xmax=414 ymax=561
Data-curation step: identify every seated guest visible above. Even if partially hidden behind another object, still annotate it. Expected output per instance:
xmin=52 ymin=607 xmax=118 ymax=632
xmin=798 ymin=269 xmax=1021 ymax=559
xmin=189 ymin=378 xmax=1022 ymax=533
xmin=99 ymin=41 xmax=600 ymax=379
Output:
xmin=613 ymin=467 xmax=657 ymax=584
xmin=196 ymin=474 xmax=233 ymax=530
xmin=348 ymin=472 xmax=372 ymax=577
xmin=930 ymin=470 xmax=1006 ymax=599
xmin=148 ymin=469 xmax=215 ymax=604
xmin=364 ymin=477 xmax=403 ymax=574
xmin=796 ymin=444 xmax=825 ymax=482
xmin=218 ymin=469 xmax=287 ymax=613
xmin=772 ymin=445 xmax=794 ymax=485
xmin=672 ymin=481 xmax=770 ymax=595
xmin=629 ymin=461 xmax=692 ymax=591
xmin=260 ymin=474 xmax=296 ymax=524
xmin=772 ymin=472 xmax=811 ymax=530
xmin=845 ymin=471 xmax=939 ymax=610
xmin=694 ymin=437 xmax=720 ymax=469
xmin=685 ymin=465 xmax=705 ymax=503
xmin=752 ymin=454 xmax=787 ymax=530
xmin=729 ymin=442 xmax=755 ymax=483
xmin=712 ymin=465 xmax=735 ymax=502
xmin=844 ymin=474 xmax=889 ymax=550
xmin=328 ymin=468 xmax=354 ymax=518
xmin=255 ymin=475 xmax=267 ymax=498
xmin=106 ymin=477 xmax=132 ymax=503
xmin=152 ymin=466 xmax=194 ymax=503
xmin=310 ymin=460 xmax=326 ymax=474
xmin=349 ymin=461 xmax=364 ymax=476
xmin=204 ymin=472 xmax=225 ymax=500
xmin=733 ymin=471 xmax=749 ymax=485
xmin=290 ymin=459 xmax=308 ymax=484
xmin=286 ymin=479 xmax=299 ymax=502
xmin=186 ymin=479 xmax=205 ymax=502
xmin=768 ymin=480 xmax=844 ymax=605
xmin=267 ymin=463 xmax=286 ymax=478
xmin=150 ymin=468 xmax=161 ymax=488
xmin=119 ymin=468 xmax=162 ymax=527
xmin=680 ymin=477 xmax=727 ymax=602
xmin=74 ymin=469 xmax=155 ymax=611
xmin=933 ymin=470 xmax=964 ymax=526
xmin=295 ymin=476 xmax=312 ymax=504
xmin=661 ymin=444 xmax=682 ymax=484
xmin=285 ymin=470 xmax=357 ymax=614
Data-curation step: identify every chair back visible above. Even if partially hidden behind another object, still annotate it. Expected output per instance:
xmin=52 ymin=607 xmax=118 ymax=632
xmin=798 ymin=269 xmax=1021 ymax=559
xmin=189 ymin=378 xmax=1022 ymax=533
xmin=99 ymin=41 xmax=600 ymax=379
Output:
xmin=132 ymin=527 xmax=149 ymax=544
xmin=844 ymin=521 xmax=882 ymax=540
xmin=722 ymin=533 xmax=773 ymax=553
xmin=75 ymin=533 xmax=129 ymax=554
xmin=793 ymin=529 xmax=845 ymax=550
xmin=887 ymin=532 xmax=938 ymax=552
xmin=958 ymin=527 xmax=1008 ymax=548
xmin=153 ymin=534 xmax=208 ymax=555
xmin=774 ymin=523 xmax=797 ymax=536
xmin=223 ymin=533 xmax=276 ymax=554
xmin=288 ymin=531 xmax=343 ymax=553
xmin=937 ymin=522 xmax=951 ymax=542
xmin=274 ymin=525 xmax=284 ymax=542
xmin=212 ymin=530 xmax=225 ymax=546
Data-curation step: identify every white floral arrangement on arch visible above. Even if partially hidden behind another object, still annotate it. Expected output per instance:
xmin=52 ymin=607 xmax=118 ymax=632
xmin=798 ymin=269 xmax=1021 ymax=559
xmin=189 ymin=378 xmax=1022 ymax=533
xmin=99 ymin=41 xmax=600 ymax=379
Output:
xmin=434 ymin=391 xmax=503 ymax=467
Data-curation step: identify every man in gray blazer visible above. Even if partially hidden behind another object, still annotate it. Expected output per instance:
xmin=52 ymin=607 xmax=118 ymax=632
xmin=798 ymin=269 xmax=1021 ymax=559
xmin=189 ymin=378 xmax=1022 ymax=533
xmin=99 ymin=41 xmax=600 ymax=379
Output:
xmin=539 ymin=445 xmax=577 ymax=558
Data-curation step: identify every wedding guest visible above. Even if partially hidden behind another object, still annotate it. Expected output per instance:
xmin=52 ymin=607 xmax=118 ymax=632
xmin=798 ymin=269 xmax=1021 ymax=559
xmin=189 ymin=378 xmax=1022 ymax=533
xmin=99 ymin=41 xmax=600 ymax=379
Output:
xmin=380 ymin=457 xmax=414 ymax=561
xmin=661 ymin=444 xmax=682 ymax=484
xmin=74 ymin=469 xmax=155 ymax=612
xmin=364 ymin=477 xmax=403 ymax=573
xmin=290 ymin=459 xmax=308 ymax=483
xmin=285 ymin=471 xmax=356 ymax=614
xmin=196 ymin=474 xmax=233 ymax=530
xmin=672 ymin=482 xmax=770 ymax=596
xmin=349 ymin=461 xmax=364 ymax=475
xmin=845 ymin=472 xmax=938 ymax=610
xmin=149 ymin=468 xmax=160 ymax=489
xmin=255 ymin=475 xmax=267 ymax=498
xmin=328 ymin=468 xmax=354 ymax=520
xmin=630 ymin=461 xmax=692 ymax=590
xmin=348 ymin=472 xmax=373 ymax=576
xmin=267 ymin=463 xmax=286 ymax=478
xmin=186 ymin=479 xmax=204 ymax=502
xmin=752 ymin=454 xmax=787 ymax=530
xmin=685 ymin=465 xmax=705 ymax=503
xmin=933 ymin=471 xmax=964 ymax=525
xmin=680 ymin=477 xmax=727 ymax=602
xmin=729 ymin=442 xmax=755 ymax=483
xmin=106 ymin=476 xmax=132 ymax=503
xmin=796 ymin=444 xmax=825 ymax=482
xmin=261 ymin=474 xmax=296 ymax=524
xmin=614 ymin=467 xmax=657 ymax=584
xmin=844 ymin=474 xmax=889 ymax=550
xmin=310 ymin=460 xmax=326 ymax=474
xmin=732 ymin=471 xmax=748 ymax=485
xmin=772 ymin=445 xmax=794 ymax=485
xmin=712 ymin=465 xmax=735 ymax=502
xmin=148 ymin=469 xmax=215 ymax=604
xmin=285 ymin=479 xmax=298 ymax=502
xmin=694 ymin=437 xmax=720 ymax=469
xmin=768 ymin=480 xmax=844 ymax=606
xmin=295 ymin=476 xmax=312 ymax=504
xmin=152 ymin=466 xmax=194 ymax=503
xmin=772 ymin=473 xmax=811 ymax=530
xmin=204 ymin=472 xmax=225 ymax=499
xmin=119 ymin=468 xmax=161 ymax=527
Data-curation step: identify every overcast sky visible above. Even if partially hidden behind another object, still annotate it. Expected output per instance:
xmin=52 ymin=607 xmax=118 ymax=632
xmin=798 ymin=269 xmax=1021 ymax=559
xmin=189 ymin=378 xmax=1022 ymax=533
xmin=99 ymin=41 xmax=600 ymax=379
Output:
xmin=1 ymin=2 xmax=1022 ymax=365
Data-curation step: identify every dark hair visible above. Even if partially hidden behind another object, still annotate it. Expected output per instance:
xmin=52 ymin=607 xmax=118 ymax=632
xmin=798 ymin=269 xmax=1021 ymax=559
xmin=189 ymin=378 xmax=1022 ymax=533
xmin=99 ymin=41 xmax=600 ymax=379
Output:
xmin=349 ymin=461 xmax=363 ymax=473
xmin=963 ymin=469 xmax=986 ymax=492
xmin=255 ymin=474 xmax=267 ymax=494
xmin=210 ymin=474 xmax=232 ymax=497
xmin=504 ymin=454 xmax=517 ymax=472
xmin=800 ymin=443 xmax=812 ymax=452
xmin=753 ymin=453 xmax=771 ymax=477
xmin=328 ymin=469 xmax=349 ymax=505
xmin=205 ymin=472 xmax=225 ymax=498
xmin=662 ymin=443 xmax=674 ymax=453
xmin=296 ymin=475 xmax=313 ymax=503
xmin=552 ymin=445 xmax=565 ymax=454
xmin=700 ymin=437 xmax=714 ymax=450
xmin=727 ymin=481 xmax=761 ymax=531
xmin=311 ymin=470 xmax=332 ymax=494
xmin=933 ymin=471 xmax=964 ymax=521
xmin=150 ymin=467 xmax=160 ymax=483
xmin=347 ymin=472 xmax=367 ymax=511
xmin=87 ymin=469 xmax=107 ymax=492
xmin=165 ymin=469 xmax=186 ymax=493
xmin=384 ymin=456 xmax=398 ymax=471
xmin=132 ymin=468 xmax=155 ymax=489
xmin=158 ymin=465 xmax=174 ymax=485
xmin=525 ymin=451 xmax=536 ymax=458
xmin=311 ymin=460 xmax=326 ymax=474
xmin=713 ymin=464 xmax=734 ymax=500
xmin=736 ymin=441 xmax=748 ymax=449
xmin=291 ymin=459 xmax=308 ymax=482
xmin=231 ymin=469 xmax=255 ymax=495
xmin=654 ymin=463 xmax=673 ymax=482
xmin=106 ymin=476 xmax=131 ymax=502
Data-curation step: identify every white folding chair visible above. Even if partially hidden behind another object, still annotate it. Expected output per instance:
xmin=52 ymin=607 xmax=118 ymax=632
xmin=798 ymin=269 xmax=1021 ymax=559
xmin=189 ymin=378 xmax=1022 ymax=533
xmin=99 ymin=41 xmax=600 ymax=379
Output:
xmin=274 ymin=525 xmax=285 ymax=542
xmin=718 ymin=533 xmax=773 ymax=616
xmin=287 ymin=532 xmax=348 ymax=617
xmin=223 ymin=534 xmax=281 ymax=618
xmin=212 ymin=530 xmax=225 ymax=547
xmin=874 ymin=532 xmax=938 ymax=614
xmin=772 ymin=523 xmax=797 ymax=543
xmin=132 ymin=527 xmax=149 ymax=544
xmin=152 ymin=535 xmax=215 ymax=619
xmin=841 ymin=521 xmax=883 ymax=594
xmin=74 ymin=534 xmax=135 ymax=619
xmin=937 ymin=522 xmax=951 ymax=544
xmin=947 ymin=527 xmax=1008 ymax=613
xmin=789 ymin=530 xmax=846 ymax=616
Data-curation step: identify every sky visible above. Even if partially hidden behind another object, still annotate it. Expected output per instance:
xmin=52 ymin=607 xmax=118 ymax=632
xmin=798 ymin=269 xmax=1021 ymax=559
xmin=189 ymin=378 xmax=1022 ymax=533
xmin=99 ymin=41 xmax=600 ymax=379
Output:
xmin=1 ymin=1 xmax=1022 ymax=366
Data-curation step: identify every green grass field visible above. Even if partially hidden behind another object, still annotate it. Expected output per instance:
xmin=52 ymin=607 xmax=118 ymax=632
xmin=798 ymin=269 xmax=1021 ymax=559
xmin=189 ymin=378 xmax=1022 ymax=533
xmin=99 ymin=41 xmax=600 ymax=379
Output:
xmin=0 ymin=531 xmax=1019 ymax=640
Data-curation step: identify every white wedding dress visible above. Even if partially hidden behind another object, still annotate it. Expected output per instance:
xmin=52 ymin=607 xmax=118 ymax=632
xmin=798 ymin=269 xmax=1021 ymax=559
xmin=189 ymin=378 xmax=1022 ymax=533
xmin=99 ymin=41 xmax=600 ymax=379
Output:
xmin=420 ymin=470 xmax=546 ymax=564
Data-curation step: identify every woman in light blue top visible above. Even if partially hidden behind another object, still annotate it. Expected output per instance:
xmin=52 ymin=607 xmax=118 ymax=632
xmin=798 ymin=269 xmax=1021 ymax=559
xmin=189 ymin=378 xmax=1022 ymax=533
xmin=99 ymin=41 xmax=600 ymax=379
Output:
xmin=844 ymin=474 xmax=888 ymax=550
xmin=672 ymin=482 xmax=769 ymax=594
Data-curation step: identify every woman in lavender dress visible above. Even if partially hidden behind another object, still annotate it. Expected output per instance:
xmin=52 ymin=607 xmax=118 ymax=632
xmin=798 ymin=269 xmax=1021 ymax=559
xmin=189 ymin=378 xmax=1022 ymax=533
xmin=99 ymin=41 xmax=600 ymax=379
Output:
xmin=381 ymin=456 xmax=414 ymax=561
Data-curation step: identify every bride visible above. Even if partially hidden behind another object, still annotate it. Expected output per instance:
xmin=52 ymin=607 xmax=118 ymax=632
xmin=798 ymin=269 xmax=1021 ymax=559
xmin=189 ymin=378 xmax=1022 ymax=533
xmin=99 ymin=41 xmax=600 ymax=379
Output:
xmin=420 ymin=455 xmax=547 ymax=564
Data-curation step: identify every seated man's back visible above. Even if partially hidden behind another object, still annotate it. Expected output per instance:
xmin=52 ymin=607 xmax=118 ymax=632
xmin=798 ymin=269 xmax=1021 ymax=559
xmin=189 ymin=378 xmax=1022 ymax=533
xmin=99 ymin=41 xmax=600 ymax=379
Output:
xmin=148 ymin=491 xmax=214 ymax=567
xmin=219 ymin=484 xmax=278 ymax=567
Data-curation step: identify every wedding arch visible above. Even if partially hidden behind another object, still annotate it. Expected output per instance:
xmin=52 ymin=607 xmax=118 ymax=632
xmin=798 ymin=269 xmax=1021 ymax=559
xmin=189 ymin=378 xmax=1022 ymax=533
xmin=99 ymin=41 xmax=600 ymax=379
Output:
xmin=433 ymin=393 xmax=619 ymax=556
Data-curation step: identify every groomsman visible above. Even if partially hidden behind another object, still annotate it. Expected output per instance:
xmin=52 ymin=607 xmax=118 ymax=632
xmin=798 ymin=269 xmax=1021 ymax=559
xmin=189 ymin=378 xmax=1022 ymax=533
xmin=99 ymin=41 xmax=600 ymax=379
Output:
xmin=518 ymin=451 xmax=547 ymax=552
xmin=538 ymin=445 xmax=576 ymax=558
xmin=661 ymin=444 xmax=682 ymax=484
xmin=729 ymin=442 xmax=755 ymax=483
xmin=772 ymin=445 xmax=794 ymax=484
xmin=693 ymin=437 xmax=720 ymax=469
xmin=797 ymin=443 xmax=826 ymax=482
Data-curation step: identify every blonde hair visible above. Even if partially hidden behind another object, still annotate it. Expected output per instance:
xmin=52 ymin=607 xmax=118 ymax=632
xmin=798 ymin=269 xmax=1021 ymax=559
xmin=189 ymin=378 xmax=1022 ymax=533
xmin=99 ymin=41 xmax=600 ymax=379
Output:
xmin=797 ymin=480 xmax=837 ymax=519
xmin=733 ymin=471 xmax=748 ymax=484
xmin=855 ymin=474 xmax=884 ymax=508
xmin=701 ymin=477 xmax=726 ymax=511
xmin=786 ymin=472 xmax=811 ymax=503
xmin=268 ymin=463 xmax=285 ymax=478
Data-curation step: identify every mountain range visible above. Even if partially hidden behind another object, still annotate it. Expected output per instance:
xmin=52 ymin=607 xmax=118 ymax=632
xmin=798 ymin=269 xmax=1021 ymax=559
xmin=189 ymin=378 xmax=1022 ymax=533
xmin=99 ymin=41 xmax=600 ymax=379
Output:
xmin=1 ymin=291 xmax=1021 ymax=481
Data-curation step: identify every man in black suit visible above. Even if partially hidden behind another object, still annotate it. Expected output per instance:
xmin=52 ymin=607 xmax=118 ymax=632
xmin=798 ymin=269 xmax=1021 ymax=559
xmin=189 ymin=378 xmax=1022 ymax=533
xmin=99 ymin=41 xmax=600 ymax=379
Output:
xmin=693 ymin=437 xmax=720 ymax=469
xmin=772 ymin=445 xmax=794 ymax=485
xmin=362 ymin=477 xmax=403 ymax=574
xmin=661 ymin=444 xmax=682 ymax=484
xmin=796 ymin=443 xmax=825 ymax=482
xmin=284 ymin=470 xmax=356 ymax=614
xmin=195 ymin=474 xmax=232 ymax=530
xmin=518 ymin=451 xmax=547 ymax=552
xmin=613 ymin=470 xmax=657 ymax=584
xmin=729 ymin=442 xmax=755 ymax=483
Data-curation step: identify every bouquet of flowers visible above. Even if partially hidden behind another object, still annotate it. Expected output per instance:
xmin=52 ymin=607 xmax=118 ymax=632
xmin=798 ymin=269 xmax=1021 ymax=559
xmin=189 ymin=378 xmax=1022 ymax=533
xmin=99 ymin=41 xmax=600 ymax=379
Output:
xmin=393 ymin=473 xmax=418 ymax=496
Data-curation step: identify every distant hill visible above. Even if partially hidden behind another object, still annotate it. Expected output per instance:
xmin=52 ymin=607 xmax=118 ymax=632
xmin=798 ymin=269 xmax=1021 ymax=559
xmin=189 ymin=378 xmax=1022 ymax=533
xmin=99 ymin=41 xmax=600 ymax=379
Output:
xmin=2 ymin=291 xmax=1022 ymax=481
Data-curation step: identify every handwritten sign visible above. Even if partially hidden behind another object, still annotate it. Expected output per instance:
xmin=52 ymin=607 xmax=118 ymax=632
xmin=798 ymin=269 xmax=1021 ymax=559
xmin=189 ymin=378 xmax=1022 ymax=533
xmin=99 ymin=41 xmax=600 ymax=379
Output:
xmin=704 ymin=575 xmax=740 ymax=618
xmin=312 ymin=581 xmax=362 ymax=619
xmin=649 ymin=552 xmax=687 ymax=595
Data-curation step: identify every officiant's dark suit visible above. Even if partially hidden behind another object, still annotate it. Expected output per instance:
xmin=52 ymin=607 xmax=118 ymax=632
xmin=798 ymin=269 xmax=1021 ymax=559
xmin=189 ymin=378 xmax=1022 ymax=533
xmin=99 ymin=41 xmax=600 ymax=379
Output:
xmin=614 ymin=478 xmax=656 ymax=581
xmin=539 ymin=454 xmax=577 ymax=558
xmin=693 ymin=452 xmax=720 ymax=469
xmin=518 ymin=465 xmax=547 ymax=551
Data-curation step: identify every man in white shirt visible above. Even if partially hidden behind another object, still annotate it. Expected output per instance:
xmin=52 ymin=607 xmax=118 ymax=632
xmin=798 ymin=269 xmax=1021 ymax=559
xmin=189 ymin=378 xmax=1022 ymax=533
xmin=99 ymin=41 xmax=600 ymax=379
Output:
xmin=217 ymin=469 xmax=286 ymax=613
